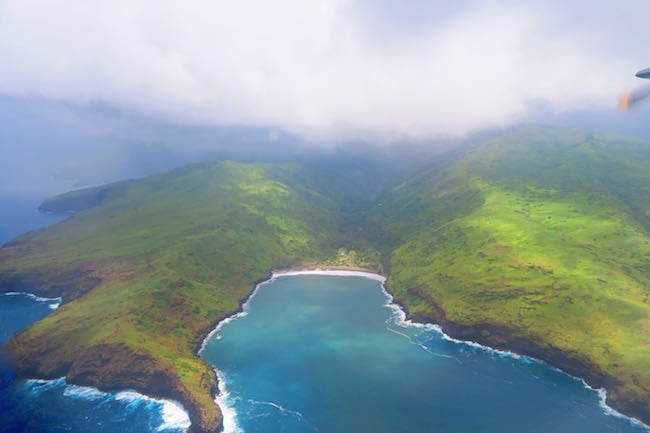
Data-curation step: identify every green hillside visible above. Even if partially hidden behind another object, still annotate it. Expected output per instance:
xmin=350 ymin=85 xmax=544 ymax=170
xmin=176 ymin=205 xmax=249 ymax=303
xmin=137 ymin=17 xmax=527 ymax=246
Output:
xmin=0 ymin=161 xmax=382 ymax=433
xmin=2 ymin=126 xmax=650 ymax=430
xmin=378 ymin=126 xmax=650 ymax=422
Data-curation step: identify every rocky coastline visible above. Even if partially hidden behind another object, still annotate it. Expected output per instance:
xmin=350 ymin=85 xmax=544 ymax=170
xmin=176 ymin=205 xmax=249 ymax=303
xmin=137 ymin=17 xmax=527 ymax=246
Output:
xmin=387 ymin=291 xmax=650 ymax=428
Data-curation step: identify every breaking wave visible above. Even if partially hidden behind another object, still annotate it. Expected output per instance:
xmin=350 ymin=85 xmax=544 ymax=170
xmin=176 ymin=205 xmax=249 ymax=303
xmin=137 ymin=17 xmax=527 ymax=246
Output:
xmin=3 ymin=291 xmax=62 ymax=309
xmin=22 ymin=378 xmax=191 ymax=432
xmin=214 ymin=369 xmax=243 ymax=433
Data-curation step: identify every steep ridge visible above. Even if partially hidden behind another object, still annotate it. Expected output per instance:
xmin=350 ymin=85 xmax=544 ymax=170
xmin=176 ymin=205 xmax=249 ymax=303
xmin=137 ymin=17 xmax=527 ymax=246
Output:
xmin=377 ymin=126 xmax=650 ymax=423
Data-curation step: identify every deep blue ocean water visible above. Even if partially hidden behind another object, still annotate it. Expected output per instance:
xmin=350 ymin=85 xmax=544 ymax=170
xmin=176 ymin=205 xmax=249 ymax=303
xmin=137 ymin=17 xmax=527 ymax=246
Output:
xmin=0 ymin=196 xmax=68 ymax=246
xmin=201 ymin=274 xmax=649 ymax=433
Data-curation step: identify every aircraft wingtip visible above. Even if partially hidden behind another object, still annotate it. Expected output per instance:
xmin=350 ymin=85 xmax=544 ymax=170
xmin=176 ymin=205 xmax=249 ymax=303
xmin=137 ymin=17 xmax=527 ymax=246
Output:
xmin=618 ymin=92 xmax=631 ymax=113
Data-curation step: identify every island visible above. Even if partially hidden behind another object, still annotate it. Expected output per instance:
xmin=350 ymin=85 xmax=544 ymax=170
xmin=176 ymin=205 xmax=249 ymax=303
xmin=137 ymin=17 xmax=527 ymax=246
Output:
xmin=2 ymin=126 xmax=650 ymax=432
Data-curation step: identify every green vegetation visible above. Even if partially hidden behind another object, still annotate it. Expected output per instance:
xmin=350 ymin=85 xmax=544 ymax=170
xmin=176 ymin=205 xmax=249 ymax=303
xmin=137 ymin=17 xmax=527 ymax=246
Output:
xmin=379 ymin=126 xmax=650 ymax=422
xmin=3 ymin=126 xmax=650 ymax=429
xmin=0 ymin=161 xmax=383 ymax=433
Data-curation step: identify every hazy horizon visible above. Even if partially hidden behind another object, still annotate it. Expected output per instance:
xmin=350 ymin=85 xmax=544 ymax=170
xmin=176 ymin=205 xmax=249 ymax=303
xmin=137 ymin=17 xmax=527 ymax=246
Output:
xmin=2 ymin=1 xmax=650 ymax=196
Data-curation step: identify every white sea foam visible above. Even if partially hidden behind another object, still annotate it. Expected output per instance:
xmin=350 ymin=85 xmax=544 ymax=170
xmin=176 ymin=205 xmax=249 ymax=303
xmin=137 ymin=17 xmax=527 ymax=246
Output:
xmin=25 ymin=377 xmax=66 ymax=395
xmin=63 ymin=384 xmax=108 ymax=400
xmin=114 ymin=390 xmax=192 ymax=431
xmin=574 ymin=379 xmax=650 ymax=430
xmin=3 ymin=291 xmax=62 ymax=307
xmin=115 ymin=390 xmax=143 ymax=404
xmin=381 ymin=284 xmax=524 ymax=361
xmin=28 ymin=378 xmax=110 ymax=404
xmin=248 ymin=399 xmax=307 ymax=422
xmin=64 ymin=381 xmax=188 ymax=430
xmin=199 ymin=310 xmax=248 ymax=355
xmin=214 ymin=369 xmax=243 ymax=433
xmin=385 ymin=323 xmax=462 ymax=364
xmin=157 ymin=400 xmax=192 ymax=432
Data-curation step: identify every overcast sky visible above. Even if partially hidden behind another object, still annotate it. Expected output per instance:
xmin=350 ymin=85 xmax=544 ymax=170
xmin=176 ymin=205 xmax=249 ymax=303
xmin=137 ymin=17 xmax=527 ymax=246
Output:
xmin=1 ymin=1 xmax=650 ymax=197
xmin=1 ymin=0 xmax=648 ymax=139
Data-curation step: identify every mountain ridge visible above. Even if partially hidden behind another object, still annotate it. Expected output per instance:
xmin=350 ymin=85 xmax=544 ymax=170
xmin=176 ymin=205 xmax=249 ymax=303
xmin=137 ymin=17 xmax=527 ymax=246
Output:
xmin=2 ymin=126 xmax=650 ymax=430
xmin=380 ymin=126 xmax=650 ymax=424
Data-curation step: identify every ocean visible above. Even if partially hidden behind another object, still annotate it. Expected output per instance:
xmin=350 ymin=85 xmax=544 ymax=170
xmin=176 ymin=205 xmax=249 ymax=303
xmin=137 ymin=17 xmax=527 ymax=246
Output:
xmin=0 ymin=196 xmax=68 ymax=246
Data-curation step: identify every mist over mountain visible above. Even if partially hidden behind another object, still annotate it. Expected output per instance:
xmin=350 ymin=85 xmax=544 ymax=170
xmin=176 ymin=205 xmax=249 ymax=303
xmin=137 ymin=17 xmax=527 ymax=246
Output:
xmin=3 ymin=93 xmax=650 ymax=200
xmin=0 ymin=95 xmax=457 ymax=197
xmin=2 ymin=0 xmax=649 ymax=200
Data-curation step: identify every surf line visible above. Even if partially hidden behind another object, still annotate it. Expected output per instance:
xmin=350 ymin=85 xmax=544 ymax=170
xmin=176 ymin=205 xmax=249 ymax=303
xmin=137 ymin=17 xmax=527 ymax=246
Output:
xmin=380 ymin=283 xmax=650 ymax=432
xmin=3 ymin=291 xmax=62 ymax=310
xmin=25 ymin=378 xmax=191 ymax=431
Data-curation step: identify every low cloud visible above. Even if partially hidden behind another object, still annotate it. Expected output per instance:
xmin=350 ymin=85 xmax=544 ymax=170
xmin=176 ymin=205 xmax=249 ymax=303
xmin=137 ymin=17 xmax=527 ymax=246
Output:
xmin=0 ymin=0 xmax=647 ymax=140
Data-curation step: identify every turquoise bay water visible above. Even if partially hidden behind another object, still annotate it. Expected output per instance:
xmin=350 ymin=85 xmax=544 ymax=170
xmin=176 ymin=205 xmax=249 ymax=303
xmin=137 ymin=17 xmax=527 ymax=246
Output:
xmin=201 ymin=274 xmax=648 ymax=433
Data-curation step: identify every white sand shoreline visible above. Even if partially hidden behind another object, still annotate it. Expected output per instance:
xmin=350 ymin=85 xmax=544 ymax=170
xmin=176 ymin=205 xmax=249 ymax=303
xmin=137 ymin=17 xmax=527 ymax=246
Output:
xmin=271 ymin=268 xmax=386 ymax=282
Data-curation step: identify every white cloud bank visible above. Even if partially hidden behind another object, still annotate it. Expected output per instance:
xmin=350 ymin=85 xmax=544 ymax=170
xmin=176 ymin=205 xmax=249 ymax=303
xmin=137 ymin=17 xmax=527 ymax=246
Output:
xmin=0 ymin=0 xmax=647 ymax=139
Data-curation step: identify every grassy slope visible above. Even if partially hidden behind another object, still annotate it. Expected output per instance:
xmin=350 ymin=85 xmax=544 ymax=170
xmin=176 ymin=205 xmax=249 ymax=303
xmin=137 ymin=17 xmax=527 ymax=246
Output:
xmin=4 ymin=127 xmax=650 ymax=428
xmin=0 ymin=161 xmax=382 ymax=433
xmin=379 ymin=126 xmax=650 ymax=421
